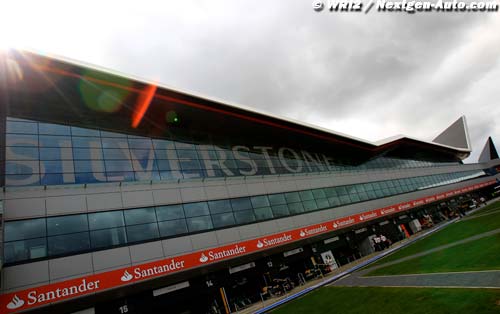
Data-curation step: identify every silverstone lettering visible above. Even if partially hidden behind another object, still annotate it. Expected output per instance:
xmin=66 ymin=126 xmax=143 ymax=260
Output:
xmin=6 ymin=136 xmax=339 ymax=186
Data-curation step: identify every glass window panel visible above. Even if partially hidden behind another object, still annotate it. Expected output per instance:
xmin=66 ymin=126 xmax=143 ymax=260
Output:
xmin=124 ymin=207 xmax=157 ymax=225
xmin=177 ymin=149 xmax=198 ymax=159
xmin=272 ymin=205 xmax=289 ymax=217
xmin=71 ymin=126 xmax=100 ymax=137
xmin=102 ymin=138 xmax=129 ymax=149
xmin=74 ymin=160 xmax=99 ymax=173
xmin=89 ymin=211 xmax=125 ymax=230
xmin=152 ymin=139 xmax=175 ymax=150
xmin=6 ymin=146 xmax=39 ymax=160
xmin=5 ymin=218 xmax=46 ymax=241
xmin=328 ymin=197 xmax=340 ymax=207
xmin=324 ymin=188 xmax=337 ymax=197
xmin=101 ymin=131 xmax=127 ymax=138
xmin=355 ymin=185 xmax=365 ymax=193
xmin=358 ymin=192 xmax=369 ymax=201
xmin=250 ymin=196 xmax=270 ymax=208
xmin=336 ymin=186 xmax=347 ymax=195
xmin=156 ymin=205 xmax=185 ymax=221
xmin=299 ymin=190 xmax=314 ymax=201
xmin=212 ymin=212 xmax=236 ymax=228
xmin=39 ymin=135 xmax=72 ymax=147
xmin=6 ymin=134 xmax=39 ymax=146
xmin=208 ymin=200 xmax=232 ymax=214
xmin=303 ymin=200 xmax=318 ymax=211
xmin=254 ymin=207 xmax=273 ymax=220
xmin=4 ymin=238 xmax=47 ymax=263
xmin=47 ymin=214 xmax=88 ymax=236
xmin=128 ymin=138 xmax=153 ymax=149
xmin=186 ymin=216 xmax=213 ymax=232
xmin=48 ymin=232 xmax=90 ymax=256
xmin=103 ymin=148 xmax=131 ymax=160
xmin=288 ymin=202 xmax=304 ymax=214
xmin=104 ymin=160 xmax=133 ymax=172
xmin=158 ymin=219 xmax=188 ymax=237
xmin=339 ymin=195 xmax=351 ymax=205
xmin=180 ymin=200 xmax=210 ymax=217
xmin=230 ymin=197 xmax=252 ymax=211
xmin=5 ymin=161 xmax=39 ymax=175
xmin=268 ymin=194 xmax=286 ymax=206
xmin=350 ymin=194 xmax=361 ymax=202
xmin=90 ymin=227 xmax=127 ymax=249
xmin=234 ymin=210 xmax=256 ymax=224
xmin=6 ymin=121 xmax=38 ymax=134
xmin=126 ymin=223 xmax=159 ymax=242
xmin=312 ymin=189 xmax=326 ymax=199
xmin=43 ymin=161 xmax=64 ymax=174
xmin=316 ymin=198 xmax=329 ymax=209
xmin=39 ymin=148 xmax=62 ymax=160
xmin=72 ymin=136 xmax=102 ymax=148
xmin=284 ymin=192 xmax=301 ymax=203
xmin=6 ymin=174 xmax=41 ymax=186
xmin=38 ymin=123 xmax=71 ymax=135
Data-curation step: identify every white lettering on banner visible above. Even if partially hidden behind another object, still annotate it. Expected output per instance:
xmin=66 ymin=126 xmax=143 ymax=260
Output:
xmin=257 ymin=234 xmax=293 ymax=248
xmin=333 ymin=217 xmax=355 ymax=229
xmin=254 ymin=146 xmax=277 ymax=174
xmin=132 ymin=259 xmax=185 ymax=280
xmin=200 ymin=245 xmax=246 ymax=263
xmin=27 ymin=280 xmax=100 ymax=305
xmin=301 ymin=225 xmax=328 ymax=237
xmin=381 ymin=207 xmax=396 ymax=215
xmin=359 ymin=212 xmax=377 ymax=221
xmin=412 ymin=200 xmax=424 ymax=206
xmin=425 ymin=196 xmax=436 ymax=203
xmin=398 ymin=203 xmax=411 ymax=210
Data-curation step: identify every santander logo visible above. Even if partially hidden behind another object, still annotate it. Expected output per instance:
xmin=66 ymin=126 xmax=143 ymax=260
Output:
xmin=299 ymin=230 xmax=306 ymax=237
xmin=199 ymin=253 xmax=209 ymax=263
xmin=7 ymin=295 xmax=25 ymax=310
xmin=120 ymin=270 xmax=133 ymax=282
xmin=256 ymin=240 xmax=264 ymax=248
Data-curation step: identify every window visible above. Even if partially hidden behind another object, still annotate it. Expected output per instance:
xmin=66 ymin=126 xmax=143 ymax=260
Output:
xmin=208 ymin=200 xmax=232 ymax=214
xmin=47 ymin=215 xmax=88 ymax=236
xmin=272 ymin=205 xmax=289 ymax=217
xmin=186 ymin=216 xmax=213 ymax=232
xmin=212 ymin=213 xmax=236 ymax=228
xmin=183 ymin=202 xmax=210 ymax=217
xmin=5 ymin=218 xmax=46 ymax=241
xmin=126 ymin=223 xmax=159 ymax=242
xmin=124 ymin=207 xmax=156 ymax=225
xmin=234 ymin=210 xmax=256 ymax=224
xmin=156 ymin=205 xmax=185 ymax=221
xmin=89 ymin=211 xmax=125 ymax=230
xmin=48 ymin=232 xmax=90 ymax=255
xmin=250 ymin=196 xmax=270 ymax=208
xmin=158 ymin=219 xmax=188 ymax=237
xmin=254 ymin=207 xmax=273 ymax=220
xmin=90 ymin=228 xmax=127 ymax=248
xmin=268 ymin=194 xmax=286 ymax=206
xmin=230 ymin=197 xmax=252 ymax=211
xmin=4 ymin=238 xmax=47 ymax=263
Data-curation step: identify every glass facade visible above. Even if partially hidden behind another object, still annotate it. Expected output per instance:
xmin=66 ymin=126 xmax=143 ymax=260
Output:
xmin=3 ymin=169 xmax=485 ymax=264
xmin=5 ymin=118 xmax=460 ymax=187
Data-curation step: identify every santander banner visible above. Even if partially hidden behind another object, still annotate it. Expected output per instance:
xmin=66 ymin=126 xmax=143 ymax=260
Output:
xmin=0 ymin=180 xmax=495 ymax=313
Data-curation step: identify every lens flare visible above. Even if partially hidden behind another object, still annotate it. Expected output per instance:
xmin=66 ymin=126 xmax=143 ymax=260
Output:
xmin=132 ymin=84 xmax=157 ymax=128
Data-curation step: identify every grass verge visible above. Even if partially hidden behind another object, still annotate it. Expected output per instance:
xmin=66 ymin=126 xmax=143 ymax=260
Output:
xmin=271 ymin=286 xmax=500 ymax=314
xmin=366 ymin=233 xmax=500 ymax=276
xmin=370 ymin=209 xmax=500 ymax=266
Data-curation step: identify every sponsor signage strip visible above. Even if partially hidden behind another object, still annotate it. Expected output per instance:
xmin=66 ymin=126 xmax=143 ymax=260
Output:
xmin=0 ymin=180 xmax=495 ymax=313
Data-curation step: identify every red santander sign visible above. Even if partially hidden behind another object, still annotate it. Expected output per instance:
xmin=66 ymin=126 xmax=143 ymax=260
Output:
xmin=0 ymin=180 xmax=495 ymax=313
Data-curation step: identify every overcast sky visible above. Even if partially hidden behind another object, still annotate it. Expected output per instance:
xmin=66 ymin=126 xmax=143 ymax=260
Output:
xmin=2 ymin=0 xmax=499 ymax=162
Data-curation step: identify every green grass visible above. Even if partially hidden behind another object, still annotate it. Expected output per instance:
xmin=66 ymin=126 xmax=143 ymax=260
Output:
xmin=367 ymin=234 xmax=500 ymax=276
xmin=272 ymin=287 xmax=500 ymax=314
xmin=472 ymin=202 xmax=500 ymax=216
xmin=370 ymin=210 xmax=500 ymax=266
